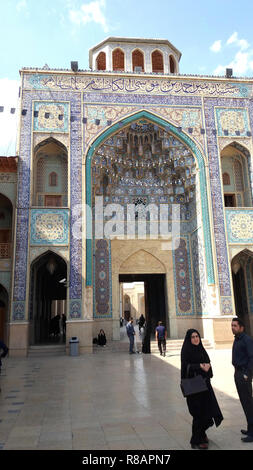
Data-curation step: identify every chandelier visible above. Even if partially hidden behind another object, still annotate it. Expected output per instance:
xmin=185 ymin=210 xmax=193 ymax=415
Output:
xmin=92 ymin=121 xmax=196 ymax=203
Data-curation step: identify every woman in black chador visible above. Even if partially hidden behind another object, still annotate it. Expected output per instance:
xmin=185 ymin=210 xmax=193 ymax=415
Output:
xmin=97 ymin=329 xmax=107 ymax=347
xmin=181 ymin=329 xmax=223 ymax=449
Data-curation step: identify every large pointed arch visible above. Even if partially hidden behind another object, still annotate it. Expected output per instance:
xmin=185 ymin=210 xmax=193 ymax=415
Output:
xmin=85 ymin=109 xmax=214 ymax=286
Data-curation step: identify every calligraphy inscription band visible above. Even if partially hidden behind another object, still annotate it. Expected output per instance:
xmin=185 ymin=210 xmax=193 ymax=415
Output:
xmin=26 ymin=74 xmax=250 ymax=98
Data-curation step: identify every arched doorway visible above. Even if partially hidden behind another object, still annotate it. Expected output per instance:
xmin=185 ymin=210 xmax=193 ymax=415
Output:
xmin=119 ymin=249 xmax=167 ymax=335
xmin=232 ymin=250 xmax=253 ymax=335
xmin=120 ymin=273 xmax=167 ymax=336
xmin=0 ymin=284 xmax=8 ymax=342
xmin=29 ymin=251 xmax=67 ymax=345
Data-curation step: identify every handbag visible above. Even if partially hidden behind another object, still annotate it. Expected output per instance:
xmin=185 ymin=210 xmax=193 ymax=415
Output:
xmin=180 ymin=364 xmax=208 ymax=397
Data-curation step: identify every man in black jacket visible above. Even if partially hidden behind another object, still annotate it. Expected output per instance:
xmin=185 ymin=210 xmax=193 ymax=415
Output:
xmin=232 ymin=317 xmax=253 ymax=442
xmin=0 ymin=340 xmax=8 ymax=392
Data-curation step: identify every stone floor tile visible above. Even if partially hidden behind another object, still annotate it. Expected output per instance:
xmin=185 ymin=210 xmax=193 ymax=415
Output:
xmin=39 ymin=430 xmax=72 ymax=443
xmin=108 ymin=438 xmax=146 ymax=450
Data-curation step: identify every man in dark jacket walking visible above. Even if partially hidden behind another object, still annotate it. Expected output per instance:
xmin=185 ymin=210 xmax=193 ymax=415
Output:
xmin=155 ymin=321 xmax=167 ymax=357
xmin=232 ymin=317 xmax=253 ymax=442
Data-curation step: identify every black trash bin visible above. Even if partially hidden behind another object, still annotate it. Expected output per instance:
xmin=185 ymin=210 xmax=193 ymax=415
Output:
xmin=69 ymin=336 xmax=79 ymax=356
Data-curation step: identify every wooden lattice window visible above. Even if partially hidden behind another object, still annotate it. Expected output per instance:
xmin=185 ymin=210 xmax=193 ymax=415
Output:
xmin=45 ymin=195 xmax=62 ymax=207
xmin=49 ymin=172 xmax=58 ymax=187
xmin=132 ymin=49 xmax=144 ymax=72
xmin=152 ymin=50 xmax=164 ymax=73
xmin=169 ymin=55 xmax=176 ymax=73
xmin=96 ymin=52 xmax=106 ymax=71
xmin=234 ymin=159 xmax=244 ymax=191
xmin=112 ymin=48 xmax=124 ymax=71
xmin=222 ymin=172 xmax=230 ymax=186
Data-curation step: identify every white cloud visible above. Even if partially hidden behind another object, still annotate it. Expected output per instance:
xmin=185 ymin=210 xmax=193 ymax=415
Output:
xmin=0 ymin=79 xmax=20 ymax=156
xmin=213 ymin=50 xmax=253 ymax=76
xmin=226 ymin=31 xmax=249 ymax=50
xmin=69 ymin=0 xmax=109 ymax=32
xmin=210 ymin=40 xmax=222 ymax=53
xmin=213 ymin=32 xmax=253 ymax=76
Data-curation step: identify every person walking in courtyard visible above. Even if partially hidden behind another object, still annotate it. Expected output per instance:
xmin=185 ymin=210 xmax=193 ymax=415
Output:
xmin=181 ymin=329 xmax=223 ymax=449
xmin=0 ymin=339 xmax=8 ymax=392
xmin=231 ymin=317 xmax=253 ymax=442
xmin=155 ymin=321 xmax=167 ymax=356
xmin=126 ymin=317 xmax=135 ymax=354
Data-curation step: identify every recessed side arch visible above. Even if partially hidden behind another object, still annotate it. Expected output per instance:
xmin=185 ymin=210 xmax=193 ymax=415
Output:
xmin=30 ymin=248 xmax=68 ymax=266
xmin=231 ymin=248 xmax=253 ymax=335
xmin=29 ymin=250 xmax=67 ymax=345
xmin=220 ymin=141 xmax=253 ymax=207
xmin=34 ymin=136 xmax=68 ymax=155
xmin=85 ymin=109 xmax=214 ymax=287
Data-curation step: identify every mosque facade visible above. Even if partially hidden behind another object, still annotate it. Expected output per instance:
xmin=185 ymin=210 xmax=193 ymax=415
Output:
xmin=1 ymin=37 xmax=253 ymax=355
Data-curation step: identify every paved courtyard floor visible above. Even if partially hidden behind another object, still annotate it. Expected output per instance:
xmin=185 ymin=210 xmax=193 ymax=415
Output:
xmin=0 ymin=346 xmax=252 ymax=451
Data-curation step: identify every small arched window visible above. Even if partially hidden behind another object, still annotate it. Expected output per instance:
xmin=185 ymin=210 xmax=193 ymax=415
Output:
xmin=96 ymin=52 xmax=106 ymax=71
xmin=132 ymin=49 xmax=144 ymax=72
xmin=112 ymin=48 xmax=124 ymax=71
xmin=169 ymin=55 xmax=176 ymax=73
xmin=49 ymin=172 xmax=58 ymax=187
xmin=151 ymin=50 xmax=164 ymax=73
xmin=222 ymin=172 xmax=230 ymax=186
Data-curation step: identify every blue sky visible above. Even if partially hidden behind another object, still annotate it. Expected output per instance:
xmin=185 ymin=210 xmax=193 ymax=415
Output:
xmin=0 ymin=0 xmax=253 ymax=155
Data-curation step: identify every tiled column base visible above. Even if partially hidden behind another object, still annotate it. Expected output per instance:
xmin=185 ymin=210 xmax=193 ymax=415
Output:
xmin=66 ymin=320 xmax=93 ymax=354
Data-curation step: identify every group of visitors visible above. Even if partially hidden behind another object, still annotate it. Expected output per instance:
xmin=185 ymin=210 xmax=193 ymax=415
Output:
xmin=1 ymin=315 xmax=253 ymax=450
xmin=126 ymin=317 xmax=167 ymax=356
xmin=126 ymin=315 xmax=167 ymax=356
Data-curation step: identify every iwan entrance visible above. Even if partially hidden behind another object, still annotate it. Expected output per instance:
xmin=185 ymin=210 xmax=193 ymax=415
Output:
xmin=120 ymin=273 xmax=167 ymax=338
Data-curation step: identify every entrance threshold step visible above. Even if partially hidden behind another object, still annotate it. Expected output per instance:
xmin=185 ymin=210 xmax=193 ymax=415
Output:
xmin=28 ymin=345 xmax=66 ymax=357
xmin=100 ymin=338 xmax=213 ymax=353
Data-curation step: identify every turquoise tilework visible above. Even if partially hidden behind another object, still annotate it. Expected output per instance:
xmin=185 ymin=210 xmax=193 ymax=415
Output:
xmin=215 ymin=107 xmax=249 ymax=137
xmin=225 ymin=209 xmax=253 ymax=243
xmin=33 ymin=101 xmax=69 ymax=132
xmin=30 ymin=209 xmax=69 ymax=245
